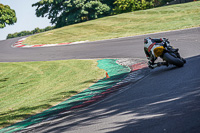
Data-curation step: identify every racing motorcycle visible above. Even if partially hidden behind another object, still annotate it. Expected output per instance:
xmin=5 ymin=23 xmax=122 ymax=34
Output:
xmin=144 ymin=38 xmax=186 ymax=68
xmin=153 ymin=45 xmax=186 ymax=67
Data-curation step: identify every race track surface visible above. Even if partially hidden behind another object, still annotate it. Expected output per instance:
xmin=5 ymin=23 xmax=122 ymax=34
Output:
xmin=0 ymin=27 xmax=200 ymax=62
xmin=0 ymin=27 xmax=200 ymax=133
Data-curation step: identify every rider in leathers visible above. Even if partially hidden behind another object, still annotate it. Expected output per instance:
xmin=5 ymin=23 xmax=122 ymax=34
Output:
xmin=144 ymin=37 xmax=177 ymax=69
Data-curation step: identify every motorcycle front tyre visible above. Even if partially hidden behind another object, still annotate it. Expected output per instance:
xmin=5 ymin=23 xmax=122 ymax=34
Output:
xmin=163 ymin=52 xmax=184 ymax=67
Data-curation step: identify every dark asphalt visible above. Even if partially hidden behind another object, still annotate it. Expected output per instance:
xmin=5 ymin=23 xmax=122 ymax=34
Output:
xmin=0 ymin=28 xmax=200 ymax=133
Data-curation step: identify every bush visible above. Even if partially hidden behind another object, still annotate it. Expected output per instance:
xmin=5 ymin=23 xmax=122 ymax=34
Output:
xmin=113 ymin=0 xmax=155 ymax=14
xmin=6 ymin=26 xmax=55 ymax=39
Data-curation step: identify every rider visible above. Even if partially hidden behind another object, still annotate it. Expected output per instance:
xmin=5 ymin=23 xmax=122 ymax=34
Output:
xmin=144 ymin=37 xmax=177 ymax=69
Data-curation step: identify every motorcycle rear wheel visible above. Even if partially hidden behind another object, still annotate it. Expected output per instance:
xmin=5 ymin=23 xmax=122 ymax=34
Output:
xmin=163 ymin=52 xmax=184 ymax=67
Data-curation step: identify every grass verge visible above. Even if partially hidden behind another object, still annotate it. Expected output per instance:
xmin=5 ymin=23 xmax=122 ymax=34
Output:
xmin=23 ymin=1 xmax=200 ymax=45
xmin=0 ymin=60 xmax=105 ymax=129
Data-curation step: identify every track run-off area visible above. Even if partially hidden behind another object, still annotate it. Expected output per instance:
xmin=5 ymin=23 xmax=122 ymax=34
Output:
xmin=0 ymin=27 xmax=200 ymax=133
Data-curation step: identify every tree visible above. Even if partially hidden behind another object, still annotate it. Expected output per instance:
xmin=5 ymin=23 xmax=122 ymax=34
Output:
xmin=32 ymin=0 xmax=110 ymax=28
xmin=44 ymin=26 xmax=54 ymax=31
xmin=0 ymin=4 xmax=17 ymax=28
xmin=7 ymin=33 xmax=13 ymax=39
xmin=32 ymin=27 xmax=41 ymax=34
xmin=113 ymin=0 xmax=154 ymax=14
xmin=83 ymin=1 xmax=110 ymax=20
xmin=6 ymin=26 xmax=55 ymax=39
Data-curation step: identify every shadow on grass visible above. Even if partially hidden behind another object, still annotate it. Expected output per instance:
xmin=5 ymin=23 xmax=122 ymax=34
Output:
xmin=0 ymin=104 xmax=51 ymax=128
xmin=57 ymin=91 xmax=78 ymax=96
xmin=0 ymin=90 xmax=81 ymax=129
xmin=81 ymin=79 xmax=97 ymax=84
xmin=0 ymin=78 xmax=8 ymax=82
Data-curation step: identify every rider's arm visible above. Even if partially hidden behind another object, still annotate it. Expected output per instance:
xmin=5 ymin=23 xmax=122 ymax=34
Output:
xmin=152 ymin=38 xmax=170 ymax=47
xmin=144 ymin=47 xmax=150 ymax=58
xmin=151 ymin=38 xmax=163 ymax=43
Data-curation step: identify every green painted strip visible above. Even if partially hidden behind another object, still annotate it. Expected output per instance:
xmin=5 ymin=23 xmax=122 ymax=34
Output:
xmin=0 ymin=59 xmax=130 ymax=133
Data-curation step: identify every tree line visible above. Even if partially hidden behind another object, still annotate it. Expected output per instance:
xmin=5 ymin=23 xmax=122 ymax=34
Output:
xmin=2 ymin=0 xmax=175 ymax=39
xmin=6 ymin=26 xmax=55 ymax=39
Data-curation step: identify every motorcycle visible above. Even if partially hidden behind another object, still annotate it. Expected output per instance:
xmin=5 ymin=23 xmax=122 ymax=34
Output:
xmin=153 ymin=45 xmax=186 ymax=67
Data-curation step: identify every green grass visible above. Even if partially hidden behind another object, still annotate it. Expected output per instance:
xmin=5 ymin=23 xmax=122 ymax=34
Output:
xmin=0 ymin=60 xmax=105 ymax=128
xmin=23 ymin=1 xmax=200 ymax=45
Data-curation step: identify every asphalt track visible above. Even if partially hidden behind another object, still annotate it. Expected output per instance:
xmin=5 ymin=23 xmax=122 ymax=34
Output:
xmin=0 ymin=27 xmax=200 ymax=133
xmin=0 ymin=27 xmax=200 ymax=62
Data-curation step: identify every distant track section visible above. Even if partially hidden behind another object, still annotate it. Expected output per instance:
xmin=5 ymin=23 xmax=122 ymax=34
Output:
xmin=0 ymin=27 xmax=199 ymax=62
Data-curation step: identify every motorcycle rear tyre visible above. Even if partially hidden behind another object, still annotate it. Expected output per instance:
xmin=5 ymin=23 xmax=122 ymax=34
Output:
xmin=163 ymin=53 xmax=184 ymax=67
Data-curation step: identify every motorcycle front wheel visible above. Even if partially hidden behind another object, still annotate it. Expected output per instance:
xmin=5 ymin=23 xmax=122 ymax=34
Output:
xmin=163 ymin=52 xmax=184 ymax=67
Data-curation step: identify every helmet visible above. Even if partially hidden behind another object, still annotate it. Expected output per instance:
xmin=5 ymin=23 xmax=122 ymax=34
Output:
xmin=144 ymin=37 xmax=151 ymax=44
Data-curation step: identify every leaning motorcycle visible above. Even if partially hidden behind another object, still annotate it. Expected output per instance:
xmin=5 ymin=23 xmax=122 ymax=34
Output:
xmin=153 ymin=45 xmax=186 ymax=67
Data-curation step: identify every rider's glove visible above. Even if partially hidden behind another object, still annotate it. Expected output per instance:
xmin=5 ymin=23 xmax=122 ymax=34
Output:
xmin=162 ymin=38 xmax=170 ymax=46
xmin=162 ymin=38 xmax=169 ymax=42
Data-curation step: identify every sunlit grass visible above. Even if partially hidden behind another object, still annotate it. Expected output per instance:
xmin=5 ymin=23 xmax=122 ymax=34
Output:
xmin=0 ymin=60 xmax=105 ymax=128
xmin=23 ymin=1 xmax=200 ymax=45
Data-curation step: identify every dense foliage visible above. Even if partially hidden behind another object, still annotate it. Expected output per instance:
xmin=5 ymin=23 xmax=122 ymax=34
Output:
xmin=32 ymin=0 xmax=111 ymax=28
xmin=114 ymin=0 xmax=155 ymax=13
xmin=113 ymin=0 xmax=175 ymax=13
xmin=0 ymin=4 xmax=17 ymax=28
xmin=6 ymin=26 xmax=54 ymax=39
